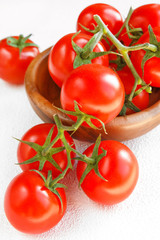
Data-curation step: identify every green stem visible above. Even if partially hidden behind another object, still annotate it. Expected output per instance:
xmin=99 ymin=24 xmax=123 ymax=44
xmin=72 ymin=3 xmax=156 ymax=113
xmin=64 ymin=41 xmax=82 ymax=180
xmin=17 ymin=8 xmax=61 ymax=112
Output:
xmin=63 ymin=116 xmax=86 ymax=132
xmin=46 ymin=114 xmax=75 ymax=186
xmin=94 ymin=15 xmax=155 ymax=100
xmin=50 ymin=133 xmax=73 ymax=187
xmin=125 ymin=43 xmax=157 ymax=52
xmin=115 ymin=7 xmax=133 ymax=39
xmin=115 ymin=7 xmax=143 ymax=40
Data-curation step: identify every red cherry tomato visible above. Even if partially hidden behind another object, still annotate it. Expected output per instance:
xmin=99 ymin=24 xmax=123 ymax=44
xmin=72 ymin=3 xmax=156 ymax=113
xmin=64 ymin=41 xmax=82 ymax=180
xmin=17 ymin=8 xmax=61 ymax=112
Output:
xmin=76 ymin=3 xmax=123 ymax=49
xmin=129 ymin=4 xmax=160 ymax=34
xmin=60 ymin=64 xmax=125 ymax=127
xmin=48 ymin=32 xmax=109 ymax=88
xmin=117 ymin=66 xmax=149 ymax=114
xmin=4 ymin=171 xmax=66 ymax=234
xmin=77 ymin=140 xmax=139 ymax=205
xmin=0 ymin=35 xmax=39 ymax=85
xmin=131 ymin=27 xmax=160 ymax=87
xmin=119 ymin=4 xmax=160 ymax=46
xmin=17 ymin=123 xmax=75 ymax=177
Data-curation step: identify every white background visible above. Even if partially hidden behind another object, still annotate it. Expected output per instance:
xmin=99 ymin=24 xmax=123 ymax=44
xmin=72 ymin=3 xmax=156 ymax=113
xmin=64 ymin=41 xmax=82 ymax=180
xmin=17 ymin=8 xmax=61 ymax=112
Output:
xmin=0 ymin=0 xmax=160 ymax=240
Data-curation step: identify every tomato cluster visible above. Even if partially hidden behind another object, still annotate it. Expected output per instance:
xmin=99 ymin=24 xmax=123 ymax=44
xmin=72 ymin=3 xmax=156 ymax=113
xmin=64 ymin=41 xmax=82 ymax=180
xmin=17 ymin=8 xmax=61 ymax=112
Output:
xmin=4 ymin=122 xmax=139 ymax=234
xmin=3 ymin=2 xmax=160 ymax=236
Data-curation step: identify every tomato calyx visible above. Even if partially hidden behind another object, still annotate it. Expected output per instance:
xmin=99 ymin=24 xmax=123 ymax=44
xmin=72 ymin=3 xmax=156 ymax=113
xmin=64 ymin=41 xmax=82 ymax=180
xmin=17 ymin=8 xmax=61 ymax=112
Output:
xmin=72 ymin=31 xmax=109 ymax=69
xmin=75 ymin=135 xmax=107 ymax=186
xmin=55 ymin=101 xmax=107 ymax=134
xmin=7 ymin=34 xmax=39 ymax=56
xmin=15 ymin=126 xmax=65 ymax=172
xmin=78 ymin=23 xmax=112 ymax=48
xmin=141 ymin=25 xmax=160 ymax=75
xmin=32 ymin=170 xmax=67 ymax=212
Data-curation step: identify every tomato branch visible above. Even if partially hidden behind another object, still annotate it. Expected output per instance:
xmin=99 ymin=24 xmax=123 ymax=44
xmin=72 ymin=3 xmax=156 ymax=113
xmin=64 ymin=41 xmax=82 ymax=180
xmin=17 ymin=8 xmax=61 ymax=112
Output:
xmin=93 ymin=14 xmax=153 ymax=101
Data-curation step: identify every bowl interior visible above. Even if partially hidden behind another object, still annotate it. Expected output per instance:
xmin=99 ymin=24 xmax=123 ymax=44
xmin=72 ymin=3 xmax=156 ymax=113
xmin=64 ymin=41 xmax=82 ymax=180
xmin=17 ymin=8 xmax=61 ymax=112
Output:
xmin=25 ymin=48 xmax=160 ymax=142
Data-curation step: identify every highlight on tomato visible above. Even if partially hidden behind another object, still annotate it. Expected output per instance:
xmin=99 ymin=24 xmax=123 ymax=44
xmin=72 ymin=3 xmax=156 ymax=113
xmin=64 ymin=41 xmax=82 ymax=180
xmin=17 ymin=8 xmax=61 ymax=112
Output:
xmin=76 ymin=139 xmax=139 ymax=205
xmin=4 ymin=170 xmax=67 ymax=234
xmin=60 ymin=64 xmax=125 ymax=127
xmin=17 ymin=123 xmax=76 ymax=178
xmin=48 ymin=32 xmax=109 ymax=88
xmin=0 ymin=34 xmax=39 ymax=85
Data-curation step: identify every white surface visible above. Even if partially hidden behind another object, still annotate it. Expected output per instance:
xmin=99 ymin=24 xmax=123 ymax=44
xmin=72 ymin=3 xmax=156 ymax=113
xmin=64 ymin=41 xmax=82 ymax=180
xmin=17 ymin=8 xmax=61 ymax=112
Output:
xmin=0 ymin=0 xmax=160 ymax=239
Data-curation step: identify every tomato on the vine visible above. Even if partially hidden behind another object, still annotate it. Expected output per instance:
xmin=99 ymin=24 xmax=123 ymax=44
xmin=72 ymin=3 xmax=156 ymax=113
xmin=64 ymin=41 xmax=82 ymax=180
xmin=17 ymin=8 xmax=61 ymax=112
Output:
xmin=131 ymin=27 xmax=160 ymax=87
xmin=77 ymin=140 xmax=139 ymax=205
xmin=60 ymin=64 xmax=125 ymax=127
xmin=0 ymin=35 xmax=39 ymax=85
xmin=48 ymin=32 xmax=109 ymax=88
xmin=117 ymin=66 xmax=149 ymax=114
xmin=129 ymin=4 xmax=160 ymax=34
xmin=76 ymin=3 xmax=123 ymax=49
xmin=4 ymin=171 xmax=66 ymax=234
xmin=17 ymin=123 xmax=75 ymax=177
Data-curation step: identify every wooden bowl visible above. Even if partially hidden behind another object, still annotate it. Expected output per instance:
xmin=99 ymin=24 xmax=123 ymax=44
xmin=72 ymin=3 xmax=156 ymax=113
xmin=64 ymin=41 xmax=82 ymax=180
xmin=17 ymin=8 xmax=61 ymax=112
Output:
xmin=25 ymin=47 xmax=160 ymax=142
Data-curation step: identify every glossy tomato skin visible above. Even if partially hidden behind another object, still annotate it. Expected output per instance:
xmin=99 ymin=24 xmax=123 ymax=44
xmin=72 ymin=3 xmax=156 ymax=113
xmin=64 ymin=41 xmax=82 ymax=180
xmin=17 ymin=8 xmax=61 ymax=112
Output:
xmin=48 ymin=32 xmax=109 ymax=88
xmin=4 ymin=171 xmax=66 ymax=234
xmin=131 ymin=27 xmax=160 ymax=87
xmin=76 ymin=3 xmax=123 ymax=49
xmin=129 ymin=4 xmax=160 ymax=34
xmin=60 ymin=64 xmax=125 ymax=127
xmin=77 ymin=140 xmax=139 ymax=205
xmin=117 ymin=66 xmax=149 ymax=114
xmin=17 ymin=123 xmax=75 ymax=177
xmin=0 ymin=36 xmax=39 ymax=85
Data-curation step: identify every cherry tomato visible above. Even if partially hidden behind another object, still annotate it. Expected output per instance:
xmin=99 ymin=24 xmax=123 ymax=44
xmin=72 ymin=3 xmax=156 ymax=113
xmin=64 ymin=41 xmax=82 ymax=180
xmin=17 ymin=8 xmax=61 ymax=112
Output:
xmin=60 ymin=64 xmax=125 ymax=127
xmin=77 ymin=140 xmax=139 ymax=205
xmin=76 ymin=3 xmax=123 ymax=49
xmin=17 ymin=123 xmax=75 ymax=177
xmin=117 ymin=66 xmax=149 ymax=114
xmin=119 ymin=4 xmax=160 ymax=46
xmin=48 ymin=32 xmax=108 ymax=88
xmin=0 ymin=35 xmax=39 ymax=85
xmin=4 ymin=171 xmax=66 ymax=234
xmin=129 ymin=4 xmax=160 ymax=34
xmin=131 ymin=27 xmax=160 ymax=87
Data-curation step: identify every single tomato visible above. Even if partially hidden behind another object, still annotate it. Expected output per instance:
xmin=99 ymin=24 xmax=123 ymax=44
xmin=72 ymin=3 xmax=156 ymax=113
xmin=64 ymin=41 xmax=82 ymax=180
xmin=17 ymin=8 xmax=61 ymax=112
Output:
xmin=0 ymin=34 xmax=39 ymax=85
xmin=60 ymin=64 xmax=125 ymax=127
xmin=17 ymin=123 xmax=75 ymax=177
xmin=129 ymin=4 xmax=160 ymax=34
xmin=77 ymin=140 xmax=139 ymax=205
xmin=76 ymin=3 xmax=123 ymax=49
xmin=4 ymin=171 xmax=66 ymax=234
